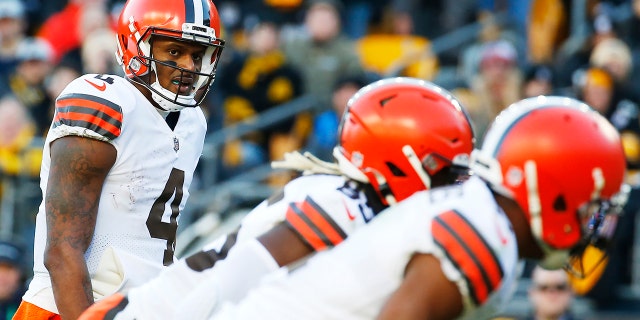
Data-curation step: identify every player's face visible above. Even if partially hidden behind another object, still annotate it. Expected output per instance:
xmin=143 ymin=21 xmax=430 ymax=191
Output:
xmin=151 ymin=37 xmax=207 ymax=96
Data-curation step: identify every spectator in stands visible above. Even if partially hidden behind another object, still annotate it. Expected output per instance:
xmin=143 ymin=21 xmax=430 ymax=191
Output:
xmin=466 ymin=39 xmax=522 ymax=142
xmin=0 ymin=95 xmax=41 ymax=178
xmin=217 ymin=21 xmax=306 ymax=182
xmin=577 ymin=67 xmax=640 ymax=141
xmin=79 ymin=27 xmax=120 ymax=75
xmin=0 ymin=95 xmax=42 ymax=246
xmin=56 ymin=1 xmax=114 ymax=75
xmin=281 ymin=0 xmax=365 ymax=106
xmin=525 ymin=265 xmax=578 ymax=320
xmin=44 ymin=65 xmax=81 ymax=106
xmin=355 ymin=6 xmax=438 ymax=80
xmin=36 ymin=0 xmax=111 ymax=64
xmin=0 ymin=38 xmax=55 ymax=138
xmin=589 ymin=36 xmax=638 ymax=93
xmin=522 ymin=64 xmax=556 ymax=98
xmin=0 ymin=0 xmax=27 ymax=77
xmin=304 ymin=75 xmax=369 ymax=162
xmin=458 ymin=13 xmax=509 ymax=87
xmin=0 ymin=239 xmax=27 ymax=320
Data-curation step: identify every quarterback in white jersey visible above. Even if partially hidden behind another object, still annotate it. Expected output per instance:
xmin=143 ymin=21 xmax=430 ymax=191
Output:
xmin=79 ymin=77 xmax=476 ymax=320
xmin=15 ymin=0 xmax=225 ymax=319
xmin=210 ymin=96 xmax=629 ymax=320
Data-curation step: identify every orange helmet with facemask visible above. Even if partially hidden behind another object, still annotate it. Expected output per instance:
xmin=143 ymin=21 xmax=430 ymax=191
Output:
xmin=333 ymin=77 xmax=475 ymax=205
xmin=116 ymin=0 xmax=225 ymax=111
xmin=470 ymin=96 xmax=628 ymax=271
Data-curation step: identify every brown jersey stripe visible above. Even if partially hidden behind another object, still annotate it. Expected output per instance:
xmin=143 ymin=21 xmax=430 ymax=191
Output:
xmin=432 ymin=210 xmax=503 ymax=306
xmin=54 ymin=93 xmax=123 ymax=139
xmin=285 ymin=202 xmax=332 ymax=251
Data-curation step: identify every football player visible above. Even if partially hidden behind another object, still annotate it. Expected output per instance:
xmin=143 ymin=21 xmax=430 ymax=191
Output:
xmin=207 ymin=96 xmax=628 ymax=320
xmin=78 ymin=77 xmax=476 ymax=319
xmin=14 ymin=0 xmax=225 ymax=319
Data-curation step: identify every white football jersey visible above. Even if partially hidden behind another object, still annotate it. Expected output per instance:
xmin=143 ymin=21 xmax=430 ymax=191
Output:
xmin=23 ymin=73 xmax=207 ymax=314
xmin=95 ymin=173 xmax=387 ymax=319
xmin=211 ymin=176 xmax=520 ymax=320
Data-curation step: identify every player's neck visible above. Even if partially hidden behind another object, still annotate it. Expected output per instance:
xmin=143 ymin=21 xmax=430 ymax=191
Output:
xmin=493 ymin=193 xmax=545 ymax=260
xmin=131 ymin=80 xmax=166 ymax=113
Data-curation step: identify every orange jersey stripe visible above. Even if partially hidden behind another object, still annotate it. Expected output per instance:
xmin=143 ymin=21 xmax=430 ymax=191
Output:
xmin=77 ymin=293 xmax=128 ymax=320
xmin=56 ymin=110 xmax=122 ymax=137
xmin=13 ymin=300 xmax=62 ymax=320
xmin=286 ymin=202 xmax=328 ymax=251
xmin=298 ymin=198 xmax=347 ymax=246
xmin=285 ymin=196 xmax=348 ymax=251
xmin=54 ymin=93 xmax=123 ymax=140
xmin=432 ymin=210 xmax=503 ymax=305
xmin=57 ymin=97 xmax=123 ymax=121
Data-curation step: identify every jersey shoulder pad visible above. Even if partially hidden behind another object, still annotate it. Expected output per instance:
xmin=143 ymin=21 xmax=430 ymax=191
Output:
xmin=52 ymin=74 xmax=134 ymax=141
xmin=283 ymin=177 xmax=352 ymax=252
xmin=431 ymin=208 xmax=505 ymax=307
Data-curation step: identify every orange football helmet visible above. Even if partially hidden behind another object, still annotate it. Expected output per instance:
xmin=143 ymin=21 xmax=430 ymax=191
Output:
xmin=470 ymin=96 xmax=628 ymax=270
xmin=116 ymin=0 xmax=225 ymax=111
xmin=333 ymin=77 xmax=475 ymax=205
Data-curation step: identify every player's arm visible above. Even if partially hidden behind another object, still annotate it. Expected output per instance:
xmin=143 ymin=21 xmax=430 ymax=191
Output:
xmin=44 ymin=136 xmax=116 ymax=320
xmin=257 ymin=221 xmax=313 ymax=267
xmin=259 ymin=195 xmax=348 ymax=266
xmin=376 ymin=253 xmax=463 ymax=320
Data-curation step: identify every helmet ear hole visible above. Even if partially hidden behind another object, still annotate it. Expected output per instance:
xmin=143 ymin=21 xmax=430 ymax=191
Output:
xmin=385 ymin=162 xmax=406 ymax=177
xmin=553 ymin=194 xmax=568 ymax=211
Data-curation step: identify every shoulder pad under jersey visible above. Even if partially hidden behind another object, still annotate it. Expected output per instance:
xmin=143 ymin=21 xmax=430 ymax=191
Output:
xmin=52 ymin=74 xmax=136 ymax=141
xmin=282 ymin=175 xmax=362 ymax=251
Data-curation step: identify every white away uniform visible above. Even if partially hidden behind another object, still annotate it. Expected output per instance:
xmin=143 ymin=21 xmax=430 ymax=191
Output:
xmin=211 ymin=176 xmax=521 ymax=320
xmin=23 ymin=73 xmax=207 ymax=314
xmin=89 ymin=173 xmax=387 ymax=319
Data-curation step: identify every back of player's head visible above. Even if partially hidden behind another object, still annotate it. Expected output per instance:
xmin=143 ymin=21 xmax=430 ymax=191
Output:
xmin=334 ymin=77 xmax=475 ymax=205
xmin=470 ymin=96 xmax=627 ymax=270
xmin=115 ymin=0 xmax=225 ymax=111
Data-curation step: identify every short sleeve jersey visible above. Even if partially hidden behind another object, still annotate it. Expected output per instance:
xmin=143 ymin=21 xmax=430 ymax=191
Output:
xmin=23 ymin=74 xmax=207 ymax=314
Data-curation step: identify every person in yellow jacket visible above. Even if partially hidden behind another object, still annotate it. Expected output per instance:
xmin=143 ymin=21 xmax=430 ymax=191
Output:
xmin=0 ymin=95 xmax=41 ymax=178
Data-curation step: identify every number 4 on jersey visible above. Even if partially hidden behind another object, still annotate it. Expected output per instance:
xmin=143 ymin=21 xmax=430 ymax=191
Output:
xmin=147 ymin=168 xmax=184 ymax=265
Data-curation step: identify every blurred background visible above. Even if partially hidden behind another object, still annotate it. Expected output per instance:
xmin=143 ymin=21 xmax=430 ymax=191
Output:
xmin=0 ymin=0 xmax=639 ymax=318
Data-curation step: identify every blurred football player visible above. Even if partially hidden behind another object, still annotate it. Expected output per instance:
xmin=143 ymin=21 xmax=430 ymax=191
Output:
xmin=14 ymin=0 xmax=225 ymax=319
xmin=207 ymin=96 xmax=628 ymax=320
xmin=78 ymin=77 xmax=476 ymax=319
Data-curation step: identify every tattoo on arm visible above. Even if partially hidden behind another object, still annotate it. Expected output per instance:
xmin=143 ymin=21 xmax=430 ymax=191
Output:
xmin=44 ymin=136 xmax=117 ymax=318
xmin=46 ymin=138 xmax=115 ymax=249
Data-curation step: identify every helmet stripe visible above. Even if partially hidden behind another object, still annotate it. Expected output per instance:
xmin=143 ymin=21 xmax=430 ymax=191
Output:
xmin=183 ymin=0 xmax=195 ymax=23
xmin=184 ymin=0 xmax=209 ymax=25
xmin=485 ymin=112 xmax=532 ymax=158
xmin=482 ymin=96 xmax=591 ymax=157
xmin=200 ymin=0 xmax=211 ymax=26
xmin=192 ymin=0 xmax=204 ymax=24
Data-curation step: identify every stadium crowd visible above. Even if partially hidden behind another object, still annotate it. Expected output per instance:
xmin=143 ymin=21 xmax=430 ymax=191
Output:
xmin=0 ymin=0 xmax=640 ymax=319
